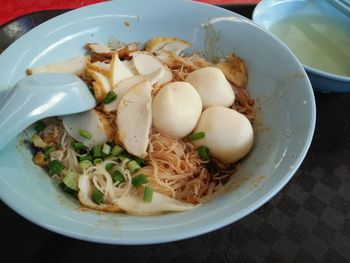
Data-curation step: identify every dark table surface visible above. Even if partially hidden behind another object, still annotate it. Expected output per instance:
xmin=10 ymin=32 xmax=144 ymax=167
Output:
xmin=1 ymin=4 xmax=350 ymax=263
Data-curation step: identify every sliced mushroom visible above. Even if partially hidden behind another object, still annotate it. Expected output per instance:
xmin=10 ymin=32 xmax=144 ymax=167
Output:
xmin=85 ymin=42 xmax=139 ymax=61
xmin=115 ymin=43 xmax=139 ymax=60
xmin=86 ymin=69 xmax=111 ymax=103
xmin=116 ymin=81 xmax=152 ymax=158
xmin=132 ymin=51 xmax=173 ymax=86
xmin=145 ymin=36 xmax=190 ymax=55
xmin=110 ymin=53 xmax=135 ymax=88
xmin=85 ymin=43 xmax=116 ymax=57
xmin=62 ymin=109 xmax=113 ymax=148
xmin=26 ymin=55 xmax=88 ymax=76
xmin=103 ymin=67 xmax=164 ymax=112
xmin=78 ymin=174 xmax=121 ymax=212
xmin=116 ymin=191 xmax=195 ymax=216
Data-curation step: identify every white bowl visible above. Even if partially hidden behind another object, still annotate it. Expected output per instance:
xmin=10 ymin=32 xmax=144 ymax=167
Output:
xmin=0 ymin=0 xmax=316 ymax=244
xmin=252 ymin=0 xmax=350 ymax=92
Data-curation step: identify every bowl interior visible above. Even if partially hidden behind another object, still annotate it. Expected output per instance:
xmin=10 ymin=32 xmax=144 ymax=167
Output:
xmin=252 ymin=0 xmax=350 ymax=92
xmin=0 ymin=0 xmax=315 ymax=244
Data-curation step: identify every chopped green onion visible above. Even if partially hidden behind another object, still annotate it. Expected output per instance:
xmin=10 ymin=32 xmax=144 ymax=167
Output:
xmin=143 ymin=186 xmax=153 ymax=202
xmin=92 ymin=188 xmax=104 ymax=204
xmin=34 ymin=120 xmax=46 ymax=132
xmin=72 ymin=142 xmax=84 ymax=150
xmin=79 ymin=155 xmax=93 ymax=162
xmin=111 ymin=145 xmax=124 ymax=156
xmin=127 ymin=160 xmax=141 ymax=173
xmin=102 ymin=143 xmax=111 ymax=155
xmin=188 ymin=132 xmax=205 ymax=141
xmin=198 ymin=146 xmax=210 ymax=161
xmin=121 ymin=152 xmax=133 ymax=159
xmin=48 ymin=160 xmax=65 ymax=174
xmin=105 ymin=163 xmax=114 ymax=172
xmin=111 ymin=170 xmax=125 ymax=185
xmin=93 ymin=158 xmax=103 ymax=164
xmin=59 ymin=182 xmax=78 ymax=197
xmin=62 ymin=172 xmax=79 ymax=191
xmin=134 ymin=157 xmax=146 ymax=167
xmin=132 ymin=174 xmax=148 ymax=187
xmin=79 ymin=129 xmax=92 ymax=140
xmin=79 ymin=160 xmax=93 ymax=169
xmin=43 ymin=146 xmax=56 ymax=160
xmin=118 ymin=153 xmax=132 ymax=162
xmin=72 ymin=142 xmax=88 ymax=154
xmin=104 ymin=155 xmax=117 ymax=161
xmin=118 ymin=156 xmax=130 ymax=162
xmin=103 ymin=90 xmax=117 ymax=104
xmin=92 ymin=145 xmax=102 ymax=158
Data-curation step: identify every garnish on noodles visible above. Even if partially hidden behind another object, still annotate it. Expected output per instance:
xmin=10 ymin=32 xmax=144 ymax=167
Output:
xmin=28 ymin=36 xmax=255 ymax=215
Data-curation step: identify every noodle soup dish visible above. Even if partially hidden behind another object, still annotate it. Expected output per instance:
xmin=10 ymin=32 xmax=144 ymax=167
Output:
xmin=28 ymin=37 xmax=255 ymax=215
xmin=0 ymin=0 xmax=316 ymax=244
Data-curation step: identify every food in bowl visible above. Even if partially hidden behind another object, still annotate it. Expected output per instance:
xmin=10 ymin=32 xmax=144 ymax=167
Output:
xmin=28 ymin=36 xmax=255 ymax=215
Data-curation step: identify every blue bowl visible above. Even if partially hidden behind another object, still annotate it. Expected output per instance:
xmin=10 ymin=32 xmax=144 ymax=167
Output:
xmin=0 ymin=0 xmax=315 ymax=244
xmin=253 ymin=0 xmax=350 ymax=92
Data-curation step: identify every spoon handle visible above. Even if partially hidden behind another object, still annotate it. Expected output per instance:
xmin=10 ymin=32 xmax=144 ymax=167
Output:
xmin=0 ymin=86 xmax=41 ymax=150
xmin=0 ymin=73 xmax=96 ymax=151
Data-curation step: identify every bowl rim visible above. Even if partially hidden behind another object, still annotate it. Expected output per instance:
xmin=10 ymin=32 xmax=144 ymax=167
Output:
xmin=304 ymin=64 xmax=350 ymax=82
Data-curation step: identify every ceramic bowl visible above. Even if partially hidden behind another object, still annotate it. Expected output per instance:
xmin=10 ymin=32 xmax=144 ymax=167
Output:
xmin=0 ymin=0 xmax=315 ymax=244
xmin=252 ymin=0 xmax=350 ymax=92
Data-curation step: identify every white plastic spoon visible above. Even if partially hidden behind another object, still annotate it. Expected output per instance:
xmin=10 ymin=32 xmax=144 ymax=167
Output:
xmin=0 ymin=73 xmax=96 ymax=150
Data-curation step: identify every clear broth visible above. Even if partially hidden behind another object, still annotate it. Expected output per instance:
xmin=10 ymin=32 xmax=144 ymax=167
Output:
xmin=269 ymin=14 xmax=350 ymax=77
